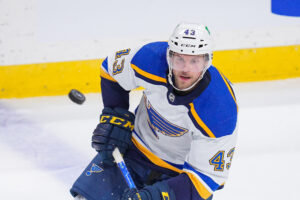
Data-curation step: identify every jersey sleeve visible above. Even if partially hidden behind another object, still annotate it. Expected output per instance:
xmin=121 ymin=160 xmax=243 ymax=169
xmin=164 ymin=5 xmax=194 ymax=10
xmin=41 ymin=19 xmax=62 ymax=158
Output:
xmin=100 ymin=42 xmax=169 ymax=109
xmin=101 ymin=42 xmax=169 ymax=90
xmin=100 ymin=48 xmax=140 ymax=91
xmin=183 ymin=130 xmax=238 ymax=199
xmin=100 ymin=47 xmax=143 ymax=109
xmin=158 ymin=128 xmax=238 ymax=200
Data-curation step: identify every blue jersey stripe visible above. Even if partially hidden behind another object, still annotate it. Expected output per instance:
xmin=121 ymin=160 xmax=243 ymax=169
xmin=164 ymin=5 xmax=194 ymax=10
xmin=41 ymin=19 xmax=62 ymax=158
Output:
xmin=132 ymin=130 xmax=151 ymax=150
xmin=102 ymin=57 xmax=108 ymax=72
xmin=184 ymin=162 xmax=220 ymax=192
xmin=164 ymin=160 xmax=184 ymax=170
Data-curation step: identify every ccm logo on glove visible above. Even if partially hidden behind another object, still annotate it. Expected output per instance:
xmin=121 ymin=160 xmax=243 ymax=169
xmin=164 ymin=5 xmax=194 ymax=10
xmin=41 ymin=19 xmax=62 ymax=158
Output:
xmin=100 ymin=115 xmax=134 ymax=131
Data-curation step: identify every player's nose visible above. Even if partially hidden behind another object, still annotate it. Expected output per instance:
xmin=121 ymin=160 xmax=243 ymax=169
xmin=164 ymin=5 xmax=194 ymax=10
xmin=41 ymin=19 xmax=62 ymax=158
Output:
xmin=181 ymin=62 xmax=192 ymax=72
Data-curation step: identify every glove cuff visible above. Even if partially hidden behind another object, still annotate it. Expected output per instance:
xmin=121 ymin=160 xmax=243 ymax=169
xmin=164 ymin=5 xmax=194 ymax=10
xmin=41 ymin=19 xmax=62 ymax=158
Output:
xmin=100 ymin=114 xmax=134 ymax=131
xmin=140 ymin=181 xmax=176 ymax=200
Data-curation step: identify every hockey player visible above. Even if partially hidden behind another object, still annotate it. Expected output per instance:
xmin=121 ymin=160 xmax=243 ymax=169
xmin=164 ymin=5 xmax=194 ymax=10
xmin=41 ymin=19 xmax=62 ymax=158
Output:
xmin=70 ymin=22 xmax=238 ymax=200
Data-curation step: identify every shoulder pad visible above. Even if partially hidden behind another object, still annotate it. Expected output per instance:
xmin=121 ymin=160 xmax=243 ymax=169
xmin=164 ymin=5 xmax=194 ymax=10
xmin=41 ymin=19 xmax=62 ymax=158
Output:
xmin=130 ymin=42 xmax=168 ymax=84
xmin=188 ymin=66 xmax=238 ymax=138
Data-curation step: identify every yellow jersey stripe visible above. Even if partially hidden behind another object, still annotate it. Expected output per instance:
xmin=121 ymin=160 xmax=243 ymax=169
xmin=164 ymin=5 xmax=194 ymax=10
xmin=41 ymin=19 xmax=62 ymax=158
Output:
xmin=219 ymin=72 xmax=239 ymax=112
xmin=131 ymin=137 xmax=182 ymax=173
xmin=189 ymin=103 xmax=216 ymax=138
xmin=132 ymin=136 xmax=214 ymax=199
xmin=100 ymin=67 xmax=117 ymax=82
xmin=185 ymin=172 xmax=212 ymax=199
xmin=219 ymin=72 xmax=236 ymax=103
xmin=131 ymin=64 xmax=167 ymax=83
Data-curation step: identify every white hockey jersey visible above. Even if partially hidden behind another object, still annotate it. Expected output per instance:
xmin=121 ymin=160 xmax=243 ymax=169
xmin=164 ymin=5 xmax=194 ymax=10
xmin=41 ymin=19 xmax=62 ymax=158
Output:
xmin=100 ymin=41 xmax=238 ymax=199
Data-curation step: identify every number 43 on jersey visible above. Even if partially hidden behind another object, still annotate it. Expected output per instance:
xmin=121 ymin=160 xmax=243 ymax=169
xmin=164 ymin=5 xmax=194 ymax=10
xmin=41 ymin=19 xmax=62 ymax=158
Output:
xmin=209 ymin=148 xmax=235 ymax=172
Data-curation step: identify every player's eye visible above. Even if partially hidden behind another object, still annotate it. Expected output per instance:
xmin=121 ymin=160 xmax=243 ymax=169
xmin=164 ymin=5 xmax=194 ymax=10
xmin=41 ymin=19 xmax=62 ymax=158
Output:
xmin=175 ymin=56 xmax=184 ymax=63
xmin=191 ymin=59 xmax=198 ymax=64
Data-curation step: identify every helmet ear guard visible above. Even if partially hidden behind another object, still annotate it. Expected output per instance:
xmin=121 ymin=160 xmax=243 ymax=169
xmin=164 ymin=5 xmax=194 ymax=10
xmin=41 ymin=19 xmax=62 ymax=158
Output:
xmin=205 ymin=53 xmax=212 ymax=61
xmin=167 ymin=22 xmax=214 ymax=92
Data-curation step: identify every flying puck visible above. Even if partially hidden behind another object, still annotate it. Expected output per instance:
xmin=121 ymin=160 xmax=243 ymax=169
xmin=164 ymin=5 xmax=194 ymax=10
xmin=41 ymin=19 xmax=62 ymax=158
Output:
xmin=68 ymin=89 xmax=86 ymax=104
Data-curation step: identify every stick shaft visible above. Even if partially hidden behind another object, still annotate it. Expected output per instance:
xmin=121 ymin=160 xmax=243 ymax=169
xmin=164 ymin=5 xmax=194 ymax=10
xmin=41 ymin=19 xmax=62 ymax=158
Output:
xmin=112 ymin=147 xmax=137 ymax=189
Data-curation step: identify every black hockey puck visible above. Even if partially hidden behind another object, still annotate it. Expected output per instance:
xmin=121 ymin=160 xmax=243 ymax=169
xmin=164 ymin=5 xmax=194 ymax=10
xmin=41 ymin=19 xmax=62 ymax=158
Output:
xmin=68 ymin=89 xmax=86 ymax=104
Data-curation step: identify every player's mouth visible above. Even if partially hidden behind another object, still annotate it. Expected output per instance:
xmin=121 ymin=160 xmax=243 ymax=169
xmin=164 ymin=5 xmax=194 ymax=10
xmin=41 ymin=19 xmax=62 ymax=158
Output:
xmin=179 ymin=75 xmax=191 ymax=81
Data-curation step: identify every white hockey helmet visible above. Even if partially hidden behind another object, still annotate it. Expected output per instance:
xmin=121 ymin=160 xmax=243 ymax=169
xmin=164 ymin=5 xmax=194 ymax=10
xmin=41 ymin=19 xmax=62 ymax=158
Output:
xmin=167 ymin=22 xmax=214 ymax=91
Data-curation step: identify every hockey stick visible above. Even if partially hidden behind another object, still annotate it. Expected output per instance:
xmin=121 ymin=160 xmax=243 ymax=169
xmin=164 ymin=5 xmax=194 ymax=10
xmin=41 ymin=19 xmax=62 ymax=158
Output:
xmin=74 ymin=149 xmax=136 ymax=200
xmin=112 ymin=147 xmax=137 ymax=189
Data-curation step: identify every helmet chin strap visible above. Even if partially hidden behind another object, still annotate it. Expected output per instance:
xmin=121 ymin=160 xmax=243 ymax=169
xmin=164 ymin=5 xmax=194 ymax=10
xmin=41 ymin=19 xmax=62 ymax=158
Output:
xmin=167 ymin=67 xmax=209 ymax=92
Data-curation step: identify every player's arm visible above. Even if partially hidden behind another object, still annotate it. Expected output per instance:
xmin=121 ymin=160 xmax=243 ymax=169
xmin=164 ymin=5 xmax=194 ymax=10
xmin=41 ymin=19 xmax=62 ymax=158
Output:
xmin=91 ymin=48 xmax=141 ymax=165
xmin=180 ymin=131 xmax=238 ymax=199
xmin=94 ymin=43 xmax=168 ymax=166
xmin=100 ymin=47 xmax=138 ymax=109
xmin=100 ymin=42 xmax=169 ymax=108
xmin=100 ymin=58 xmax=129 ymax=109
xmin=174 ymin=92 xmax=239 ymax=200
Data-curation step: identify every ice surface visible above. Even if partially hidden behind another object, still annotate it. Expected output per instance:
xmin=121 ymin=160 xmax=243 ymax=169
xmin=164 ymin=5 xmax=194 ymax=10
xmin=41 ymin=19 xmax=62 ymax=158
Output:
xmin=1 ymin=79 xmax=300 ymax=199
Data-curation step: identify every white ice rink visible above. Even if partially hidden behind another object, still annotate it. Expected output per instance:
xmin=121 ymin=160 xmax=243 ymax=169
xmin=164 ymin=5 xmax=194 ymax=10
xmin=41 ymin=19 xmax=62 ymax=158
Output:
xmin=1 ymin=78 xmax=300 ymax=200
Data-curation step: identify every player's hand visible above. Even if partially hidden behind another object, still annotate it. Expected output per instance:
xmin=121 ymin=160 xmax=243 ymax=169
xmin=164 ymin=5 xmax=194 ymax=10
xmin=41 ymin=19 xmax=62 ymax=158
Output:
xmin=121 ymin=181 xmax=175 ymax=200
xmin=121 ymin=188 xmax=146 ymax=200
xmin=92 ymin=107 xmax=135 ymax=166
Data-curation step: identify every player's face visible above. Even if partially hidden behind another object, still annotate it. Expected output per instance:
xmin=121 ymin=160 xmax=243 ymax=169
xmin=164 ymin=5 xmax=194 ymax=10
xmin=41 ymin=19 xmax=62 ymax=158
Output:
xmin=171 ymin=53 xmax=207 ymax=90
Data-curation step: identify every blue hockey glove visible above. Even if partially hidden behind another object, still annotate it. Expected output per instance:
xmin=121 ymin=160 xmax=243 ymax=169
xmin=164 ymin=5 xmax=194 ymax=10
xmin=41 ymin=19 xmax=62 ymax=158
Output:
xmin=121 ymin=188 xmax=143 ymax=200
xmin=91 ymin=107 xmax=135 ymax=166
xmin=121 ymin=182 xmax=175 ymax=200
